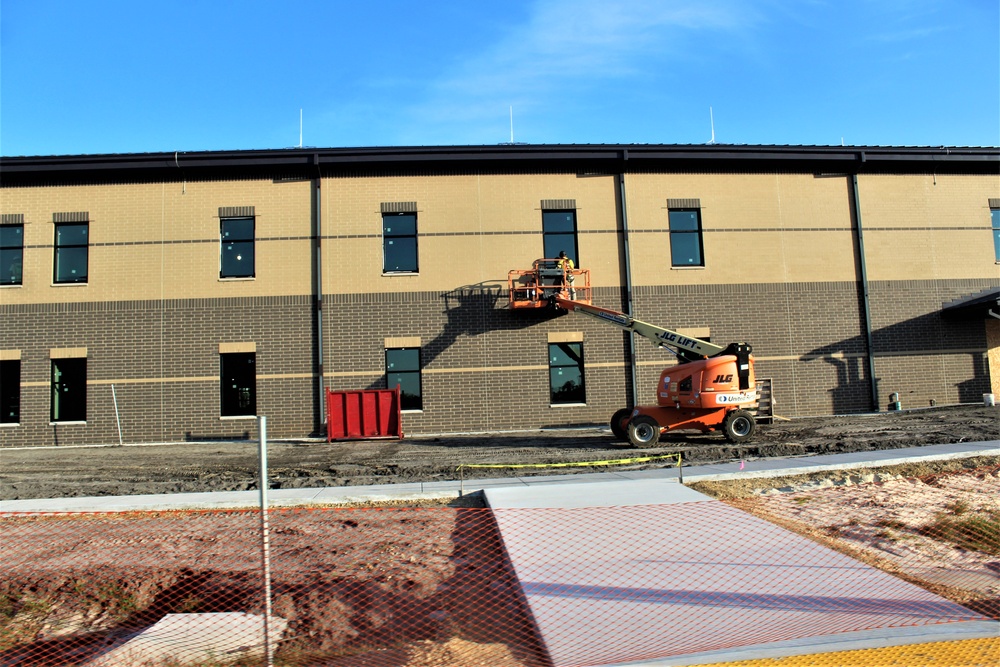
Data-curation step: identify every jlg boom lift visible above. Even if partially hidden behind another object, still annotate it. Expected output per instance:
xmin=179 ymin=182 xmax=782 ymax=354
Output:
xmin=507 ymin=258 xmax=592 ymax=308
xmin=508 ymin=259 xmax=757 ymax=446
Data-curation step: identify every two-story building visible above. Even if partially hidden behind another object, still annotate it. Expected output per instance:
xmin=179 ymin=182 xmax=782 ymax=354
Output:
xmin=1 ymin=144 xmax=997 ymax=447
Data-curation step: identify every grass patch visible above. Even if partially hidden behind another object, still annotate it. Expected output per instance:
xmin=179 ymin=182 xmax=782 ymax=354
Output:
xmin=918 ymin=514 xmax=1000 ymax=555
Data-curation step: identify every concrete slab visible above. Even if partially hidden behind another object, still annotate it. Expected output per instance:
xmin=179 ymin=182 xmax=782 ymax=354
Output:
xmin=486 ymin=477 xmax=704 ymax=508
xmin=83 ymin=612 xmax=287 ymax=666
xmin=484 ymin=480 xmax=999 ymax=666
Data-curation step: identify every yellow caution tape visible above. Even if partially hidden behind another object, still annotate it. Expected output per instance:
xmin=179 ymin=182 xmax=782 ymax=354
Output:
xmin=458 ymin=454 xmax=681 ymax=471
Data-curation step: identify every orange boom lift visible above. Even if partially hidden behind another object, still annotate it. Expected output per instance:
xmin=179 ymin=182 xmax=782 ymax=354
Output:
xmin=509 ymin=260 xmax=757 ymax=446
xmin=507 ymin=258 xmax=592 ymax=308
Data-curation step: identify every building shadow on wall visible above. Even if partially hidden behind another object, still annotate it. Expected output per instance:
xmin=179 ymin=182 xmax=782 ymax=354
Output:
xmin=365 ymin=282 xmax=562 ymax=391
xmin=802 ymin=337 xmax=872 ymax=414
xmin=805 ymin=310 xmax=989 ymax=413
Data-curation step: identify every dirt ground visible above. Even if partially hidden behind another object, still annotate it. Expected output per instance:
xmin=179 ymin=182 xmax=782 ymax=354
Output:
xmin=2 ymin=458 xmax=998 ymax=665
xmin=2 ymin=405 xmax=999 ymax=665
xmin=2 ymin=404 xmax=999 ymax=501
xmin=1 ymin=506 xmax=546 ymax=666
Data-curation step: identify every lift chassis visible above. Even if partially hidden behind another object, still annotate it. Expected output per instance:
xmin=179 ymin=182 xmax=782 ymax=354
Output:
xmin=553 ymin=297 xmax=758 ymax=446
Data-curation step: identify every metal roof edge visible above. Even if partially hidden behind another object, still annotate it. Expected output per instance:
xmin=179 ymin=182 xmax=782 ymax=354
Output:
xmin=2 ymin=143 xmax=997 ymax=180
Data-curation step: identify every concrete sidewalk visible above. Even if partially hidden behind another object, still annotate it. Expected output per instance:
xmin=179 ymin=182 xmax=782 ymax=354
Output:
xmin=2 ymin=440 xmax=996 ymax=513
xmin=476 ymin=442 xmax=998 ymax=666
xmin=483 ymin=473 xmax=999 ymax=666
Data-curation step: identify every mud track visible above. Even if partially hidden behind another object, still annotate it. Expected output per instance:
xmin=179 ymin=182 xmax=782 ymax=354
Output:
xmin=2 ymin=405 xmax=998 ymax=501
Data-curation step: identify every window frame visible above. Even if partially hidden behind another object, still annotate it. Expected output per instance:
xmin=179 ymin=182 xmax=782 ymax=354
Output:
xmin=220 ymin=352 xmax=257 ymax=417
xmin=548 ymin=342 xmax=586 ymax=405
xmin=668 ymin=208 xmax=705 ymax=267
xmin=382 ymin=212 xmax=419 ymax=274
xmin=53 ymin=222 xmax=89 ymax=284
xmin=51 ymin=357 xmax=87 ymax=423
xmin=220 ymin=217 xmax=256 ymax=279
xmin=542 ymin=209 xmax=579 ymax=267
xmin=0 ymin=224 xmax=24 ymax=286
xmin=385 ymin=347 xmax=423 ymax=411
xmin=1 ymin=359 xmax=20 ymax=424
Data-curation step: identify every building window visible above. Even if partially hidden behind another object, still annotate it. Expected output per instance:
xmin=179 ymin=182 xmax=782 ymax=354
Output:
xmin=992 ymin=207 xmax=1000 ymax=262
xmin=386 ymin=347 xmax=422 ymax=410
xmin=549 ymin=342 xmax=586 ymax=404
xmin=221 ymin=352 xmax=256 ymax=416
xmin=542 ymin=209 xmax=578 ymax=265
xmin=668 ymin=208 xmax=704 ymax=267
xmin=51 ymin=357 xmax=86 ymax=422
xmin=1 ymin=359 xmax=20 ymax=424
xmin=383 ymin=212 xmax=418 ymax=273
xmin=221 ymin=217 xmax=255 ymax=278
xmin=0 ymin=224 xmax=23 ymax=285
xmin=54 ymin=223 xmax=89 ymax=283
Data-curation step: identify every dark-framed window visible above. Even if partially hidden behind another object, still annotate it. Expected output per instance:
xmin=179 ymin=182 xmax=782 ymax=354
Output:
xmin=54 ymin=223 xmax=89 ymax=283
xmin=992 ymin=208 xmax=1000 ymax=262
xmin=542 ymin=209 xmax=578 ymax=266
xmin=221 ymin=217 xmax=255 ymax=278
xmin=386 ymin=347 xmax=422 ymax=410
xmin=0 ymin=225 xmax=23 ymax=285
xmin=668 ymin=209 xmax=704 ymax=267
xmin=383 ymin=212 xmax=418 ymax=273
xmin=51 ymin=357 xmax=86 ymax=422
xmin=1 ymin=359 xmax=20 ymax=424
xmin=221 ymin=352 xmax=256 ymax=416
xmin=549 ymin=342 xmax=585 ymax=404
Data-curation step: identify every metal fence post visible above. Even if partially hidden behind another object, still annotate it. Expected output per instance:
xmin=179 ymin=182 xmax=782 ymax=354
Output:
xmin=258 ymin=416 xmax=274 ymax=667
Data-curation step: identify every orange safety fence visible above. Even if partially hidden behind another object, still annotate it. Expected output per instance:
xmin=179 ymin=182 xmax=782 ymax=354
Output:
xmin=1 ymin=468 xmax=998 ymax=666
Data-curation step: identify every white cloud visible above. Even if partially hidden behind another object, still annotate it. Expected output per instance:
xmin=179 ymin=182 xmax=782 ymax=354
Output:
xmin=399 ymin=0 xmax=754 ymax=143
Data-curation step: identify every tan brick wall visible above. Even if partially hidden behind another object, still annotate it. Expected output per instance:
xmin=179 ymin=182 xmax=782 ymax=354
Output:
xmin=322 ymin=172 xmax=621 ymax=294
xmin=0 ymin=179 xmax=313 ymax=305
xmin=5 ymin=171 xmax=995 ymax=306
xmin=858 ymin=173 xmax=1000 ymax=281
xmin=624 ymin=172 xmax=858 ymax=285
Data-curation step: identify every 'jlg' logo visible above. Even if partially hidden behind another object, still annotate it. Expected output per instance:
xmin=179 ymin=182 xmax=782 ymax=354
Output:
xmin=713 ymin=374 xmax=733 ymax=383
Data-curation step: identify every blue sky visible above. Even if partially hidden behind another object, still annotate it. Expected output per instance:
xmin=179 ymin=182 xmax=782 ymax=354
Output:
xmin=1 ymin=0 xmax=998 ymax=156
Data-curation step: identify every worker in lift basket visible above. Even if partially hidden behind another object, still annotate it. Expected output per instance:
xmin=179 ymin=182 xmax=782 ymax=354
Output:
xmin=524 ymin=273 xmax=538 ymax=301
xmin=557 ymin=251 xmax=576 ymax=299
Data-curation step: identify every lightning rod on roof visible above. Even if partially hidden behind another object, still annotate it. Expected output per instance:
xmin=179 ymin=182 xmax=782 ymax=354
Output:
xmin=510 ymin=106 xmax=514 ymax=144
xmin=299 ymin=109 xmax=303 ymax=149
xmin=708 ymin=107 xmax=716 ymax=144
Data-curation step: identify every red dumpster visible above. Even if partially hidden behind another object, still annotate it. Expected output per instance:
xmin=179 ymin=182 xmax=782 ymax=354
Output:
xmin=326 ymin=387 xmax=403 ymax=441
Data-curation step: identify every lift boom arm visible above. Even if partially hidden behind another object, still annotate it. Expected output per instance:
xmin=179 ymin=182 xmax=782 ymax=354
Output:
xmin=553 ymin=297 xmax=727 ymax=358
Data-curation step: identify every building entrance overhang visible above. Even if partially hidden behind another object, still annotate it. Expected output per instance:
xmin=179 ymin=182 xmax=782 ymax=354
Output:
xmin=942 ymin=287 xmax=1000 ymax=320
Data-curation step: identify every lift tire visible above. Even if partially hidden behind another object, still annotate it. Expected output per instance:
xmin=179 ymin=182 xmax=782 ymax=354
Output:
xmin=610 ymin=408 xmax=631 ymax=441
xmin=628 ymin=415 xmax=661 ymax=448
xmin=722 ymin=409 xmax=756 ymax=443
